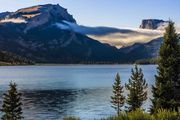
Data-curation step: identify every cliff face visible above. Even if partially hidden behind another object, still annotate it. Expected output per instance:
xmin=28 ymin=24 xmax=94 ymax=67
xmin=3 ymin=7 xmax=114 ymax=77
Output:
xmin=139 ymin=19 xmax=168 ymax=30
xmin=0 ymin=4 xmax=76 ymax=31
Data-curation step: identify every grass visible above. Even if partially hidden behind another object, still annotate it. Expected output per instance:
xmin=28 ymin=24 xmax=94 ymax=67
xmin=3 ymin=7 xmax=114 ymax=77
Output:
xmin=80 ymin=108 xmax=180 ymax=120
xmin=63 ymin=116 xmax=80 ymax=120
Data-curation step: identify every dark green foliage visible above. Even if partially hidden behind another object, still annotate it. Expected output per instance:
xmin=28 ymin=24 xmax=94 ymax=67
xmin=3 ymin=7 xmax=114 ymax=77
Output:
xmin=63 ymin=116 xmax=80 ymax=120
xmin=152 ymin=109 xmax=180 ymax=120
xmin=125 ymin=65 xmax=148 ymax=111
xmin=151 ymin=21 xmax=180 ymax=113
xmin=103 ymin=108 xmax=180 ymax=120
xmin=135 ymin=58 xmax=157 ymax=64
xmin=102 ymin=109 xmax=151 ymax=120
xmin=1 ymin=82 xmax=23 ymax=120
xmin=111 ymin=73 xmax=125 ymax=115
xmin=109 ymin=109 xmax=151 ymax=120
xmin=0 ymin=51 xmax=34 ymax=65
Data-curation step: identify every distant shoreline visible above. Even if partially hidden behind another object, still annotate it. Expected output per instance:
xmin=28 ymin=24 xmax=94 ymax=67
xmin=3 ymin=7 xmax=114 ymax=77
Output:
xmin=0 ymin=63 xmax=157 ymax=66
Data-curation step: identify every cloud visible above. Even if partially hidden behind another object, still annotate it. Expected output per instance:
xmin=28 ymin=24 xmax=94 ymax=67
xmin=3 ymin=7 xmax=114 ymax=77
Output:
xmin=56 ymin=21 xmax=176 ymax=48
xmin=156 ymin=23 xmax=180 ymax=33
xmin=88 ymin=29 xmax=163 ymax=48
xmin=55 ymin=22 xmax=70 ymax=30
xmin=175 ymin=24 xmax=180 ymax=33
xmin=56 ymin=21 xmax=134 ymax=35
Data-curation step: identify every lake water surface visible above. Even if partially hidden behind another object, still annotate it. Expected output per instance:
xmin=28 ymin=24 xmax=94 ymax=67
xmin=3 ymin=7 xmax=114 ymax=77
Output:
xmin=0 ymin=65 xmax=157 ymax=120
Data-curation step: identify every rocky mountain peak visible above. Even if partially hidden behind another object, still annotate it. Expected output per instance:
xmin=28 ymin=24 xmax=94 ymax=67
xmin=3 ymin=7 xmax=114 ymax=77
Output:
xmin=16 ymin=4 xmax=76 ymax=22
xmin=0 ymin=4 xmax=76 ymax=30
xmin=139 ymin=19 xmax=168 ymax=30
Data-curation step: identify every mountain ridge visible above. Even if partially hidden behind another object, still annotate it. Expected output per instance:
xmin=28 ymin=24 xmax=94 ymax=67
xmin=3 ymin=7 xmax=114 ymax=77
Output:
xmin=0 ymin=4 xmax=125 ymax=63
xmin=0 ymin=4 xmax=176 ymax=64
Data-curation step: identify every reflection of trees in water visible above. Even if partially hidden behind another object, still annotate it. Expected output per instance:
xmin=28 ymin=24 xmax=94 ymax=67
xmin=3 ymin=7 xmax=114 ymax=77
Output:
xmin=1 ymin=88 xmax=113 ymax=119
xmin=0 ymin=92 xmax=3 ymax=117
xmin=0 ymin=87 xmax=152 ymax=120
xmin=21 ymin=90 xmax=79 ymax=120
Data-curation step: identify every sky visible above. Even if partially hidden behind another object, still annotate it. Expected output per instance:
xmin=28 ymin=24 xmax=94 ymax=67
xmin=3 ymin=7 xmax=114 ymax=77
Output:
xmin=0 ymin=0 xmax=179 ymax=28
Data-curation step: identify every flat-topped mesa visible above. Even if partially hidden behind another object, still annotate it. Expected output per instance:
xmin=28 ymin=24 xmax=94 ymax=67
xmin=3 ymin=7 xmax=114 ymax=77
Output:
xmin=139 ymin=19 xmax=168 ymax=30
xmin=0 ymin=4 xmax=76 ymax=30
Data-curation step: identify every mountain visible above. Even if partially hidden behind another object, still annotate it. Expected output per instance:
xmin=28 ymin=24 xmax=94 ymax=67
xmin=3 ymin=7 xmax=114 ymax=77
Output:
xmin=0 ymin=4 xmax=76 ymax=31
xmin=119 ymin=34 xmax=180 ymax=63
xmin=119 ymin=37 xmax=162 ymax=62
xmin=139 ymin=19 xmax=168 ymax=30
xmin=0 ymin=4 xmax=123 ymax=64
xmin=0 ymin=4 xmax=177 ymax=64
xmin=0 ymin=12 xmax=11 ymax=18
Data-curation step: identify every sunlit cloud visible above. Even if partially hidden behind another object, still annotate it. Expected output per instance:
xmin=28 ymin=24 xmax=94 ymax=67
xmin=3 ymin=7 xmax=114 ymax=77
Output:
xmin=0 ymin=18 xmax=27 ymax=23
xmin=88 ymin=29 xmax=163 ymax=48
xmin=56 ymin=21 xmax=180 ymax=48
xmin=175 ymin=24 xmax=180 ymax=33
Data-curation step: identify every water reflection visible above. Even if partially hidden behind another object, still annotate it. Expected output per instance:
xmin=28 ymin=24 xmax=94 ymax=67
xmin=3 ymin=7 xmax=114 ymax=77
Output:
xmin=0 ymin=65 xmax=156 ymax=120
xmin=22 ymin=90 xmax=77 ymax=120
xmin=9 ymin=88 xmax=112 ymax=120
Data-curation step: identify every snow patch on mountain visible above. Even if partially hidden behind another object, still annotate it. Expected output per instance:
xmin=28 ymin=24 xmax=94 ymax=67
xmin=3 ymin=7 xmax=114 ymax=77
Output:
xmin=0 ymin=18 xmax=27 ymax=23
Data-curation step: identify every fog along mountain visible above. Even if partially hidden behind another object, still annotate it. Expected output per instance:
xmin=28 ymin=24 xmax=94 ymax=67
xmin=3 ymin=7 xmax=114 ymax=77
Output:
xmin=0 ymin=4 xmax=170 ymax=64
xmin=120 ymin=19 xmax=180 ymax=63
xmin=55 ymin=20 xmax=163 ymax=48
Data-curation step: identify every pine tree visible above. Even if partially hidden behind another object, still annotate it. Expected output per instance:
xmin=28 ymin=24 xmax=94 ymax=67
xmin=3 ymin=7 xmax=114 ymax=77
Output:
xmin=1 ymin=82 xmax=23 ymax=120
xmin=111 ymin=73 xmax=125 ymax=115
xmin=125 ymin=65 xmax=148 ymax=111
xmin=151 ymin=21 xmax=180 ymax=113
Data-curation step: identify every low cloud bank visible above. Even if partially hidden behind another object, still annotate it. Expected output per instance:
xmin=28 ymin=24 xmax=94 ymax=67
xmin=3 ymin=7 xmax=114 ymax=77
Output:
xmin=56 ymin=21 xmax=180 ymax=48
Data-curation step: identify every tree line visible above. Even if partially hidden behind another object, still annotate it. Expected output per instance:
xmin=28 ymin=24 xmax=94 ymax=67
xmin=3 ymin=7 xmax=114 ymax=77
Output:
xmin=111 ymin=21 xmax=180 ymax=116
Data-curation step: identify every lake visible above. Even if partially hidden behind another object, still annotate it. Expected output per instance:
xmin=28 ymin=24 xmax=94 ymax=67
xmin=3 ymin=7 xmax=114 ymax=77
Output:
xmin=0 ymin=65 xmax=157 ymax=120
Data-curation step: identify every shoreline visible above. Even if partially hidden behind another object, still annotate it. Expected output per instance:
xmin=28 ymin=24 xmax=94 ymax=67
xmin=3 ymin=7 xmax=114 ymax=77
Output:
xmin=0 ymin=63 xmax=157 ymax=66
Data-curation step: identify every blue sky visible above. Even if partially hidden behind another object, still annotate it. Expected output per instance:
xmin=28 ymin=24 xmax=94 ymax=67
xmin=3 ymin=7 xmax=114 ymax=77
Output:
xmin=0 ymin=0 xmax=179 ymax=28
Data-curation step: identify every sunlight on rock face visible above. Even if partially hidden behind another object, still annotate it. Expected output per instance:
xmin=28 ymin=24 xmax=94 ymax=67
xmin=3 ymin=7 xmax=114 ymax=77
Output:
xmin=0 ymin=18 xmax=27 ymax=23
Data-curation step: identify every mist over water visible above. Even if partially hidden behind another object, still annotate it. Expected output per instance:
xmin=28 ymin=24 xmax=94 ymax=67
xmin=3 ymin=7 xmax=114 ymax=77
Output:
xmin=0 ymin=65 xmax=156 ymax=120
